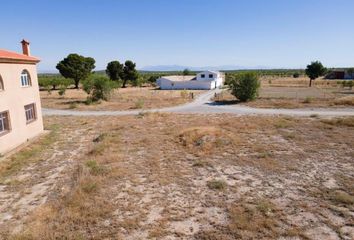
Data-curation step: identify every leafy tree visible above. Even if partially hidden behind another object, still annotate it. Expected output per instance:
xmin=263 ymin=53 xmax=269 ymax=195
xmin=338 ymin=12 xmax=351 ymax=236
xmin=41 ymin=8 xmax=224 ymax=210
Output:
xmin=56 ymin=54 xmax=95 ymax=89
xmin=229 ymin=72 xmax=260 ymax=102
xmin=183 ymin=68 xmax=191 ymax=75
xmin=305 ymin=61 xmax=326 ymax=87
xmin=106 ymin=61 xmax=124 ymax=81
xmin=83 ymin=76 xmax=117 ymax=101
xmin=122 ymin=60 xmax=139 ymax=88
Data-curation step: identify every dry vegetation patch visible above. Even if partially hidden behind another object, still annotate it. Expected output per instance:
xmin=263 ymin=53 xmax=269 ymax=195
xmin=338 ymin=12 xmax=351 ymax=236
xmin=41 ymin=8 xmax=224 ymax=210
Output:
xmin=178 ymin=126 xmax=236 ymax=155
xmin=1 ymin=114 xmax=354 ymax=239
xmin=215 ymin=76 xmax=354 ymax=109
xmin=40 ymin=87 xmax=204 ymax=111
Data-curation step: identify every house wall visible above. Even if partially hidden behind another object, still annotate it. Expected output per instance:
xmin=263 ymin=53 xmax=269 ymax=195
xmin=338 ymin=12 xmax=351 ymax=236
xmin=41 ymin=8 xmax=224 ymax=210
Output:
xmin=196 ymin=71 xmax=219 ymax=81
xmin=0 ymin=63 xmax=43 ymax=154
xmin=196 ymin=71 xmax=223 ymax=88
xmin=159 ymin=78 xmax=214 ymax=90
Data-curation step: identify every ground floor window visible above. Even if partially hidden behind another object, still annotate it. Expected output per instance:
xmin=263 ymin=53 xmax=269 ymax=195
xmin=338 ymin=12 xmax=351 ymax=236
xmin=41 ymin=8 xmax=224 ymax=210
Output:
xmin=0 ymin=111 xmax=10 ymax=135
xmin=25 ymin=103 xmax=37 ymax=123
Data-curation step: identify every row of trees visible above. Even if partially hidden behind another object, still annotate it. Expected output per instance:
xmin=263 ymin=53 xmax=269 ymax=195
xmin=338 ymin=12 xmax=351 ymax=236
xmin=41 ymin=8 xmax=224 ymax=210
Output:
xmin=55 ymin=54 xmax=139 ymax=89
xmin=106 ymin=60 xmax=138 ymax=88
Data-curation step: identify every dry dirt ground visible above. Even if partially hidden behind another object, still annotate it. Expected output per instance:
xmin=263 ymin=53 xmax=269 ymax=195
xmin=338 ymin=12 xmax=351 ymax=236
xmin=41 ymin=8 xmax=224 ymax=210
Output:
xmin=215 ymin=77 xmax=354 ymax=109
xmin=40 ymin=87 xmax=205 ymax=111
xmin=0 ymin=114 xmax=354 ymax=240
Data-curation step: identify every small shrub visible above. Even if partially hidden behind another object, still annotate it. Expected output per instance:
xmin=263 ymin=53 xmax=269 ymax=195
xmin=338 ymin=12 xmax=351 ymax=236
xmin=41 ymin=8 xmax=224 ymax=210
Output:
xmin=303 ymin=97 xmax=312 ymax=103
xmin=86 ymin=160 xmax=106 ymax=176
xmin=58 ymin=86 xmax=66 ymax=96
xmin=207 ymin=179 xmax=227 ymax=190
xmin=83 ymin=76 xmax=117 ymax=102
xmin=293 ymin=73 xmax=300 ymax=78
xmin=180 ymin=89 xmax=189 ymax=98
xmin=229 ymin=72 xmax=260 ymax=102
xmin=134 ymin=99 xmax=144 ymax=109
xmin=81 ymin=180 xmax=98 ymax=193
xmin=69 ymin=103 xmax=77 ymax=109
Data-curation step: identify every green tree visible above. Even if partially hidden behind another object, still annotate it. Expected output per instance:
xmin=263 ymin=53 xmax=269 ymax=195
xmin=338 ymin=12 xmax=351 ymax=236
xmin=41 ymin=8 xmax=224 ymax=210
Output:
xmin=183 ymin=68 xmax=191 ymax=75
xmin=229 ymin=72 xmax=260 ymax=102
xmin=83 ymin=76 xmax=117 ymax=101
xmin=122 ymin=60 xmax=139 ymax=88
xmin=56 ymin=54 xmax=95 ymax=89
xmin=305 ymin=61 xmax=326 ymax=87
xmin=106 ymin=61 xmax=124 ymax=81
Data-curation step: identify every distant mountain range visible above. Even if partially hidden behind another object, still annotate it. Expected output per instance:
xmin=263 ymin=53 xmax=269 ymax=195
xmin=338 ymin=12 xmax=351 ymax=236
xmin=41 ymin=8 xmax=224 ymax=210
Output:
xmin=139 ymin=65 xmax=273 ymax=72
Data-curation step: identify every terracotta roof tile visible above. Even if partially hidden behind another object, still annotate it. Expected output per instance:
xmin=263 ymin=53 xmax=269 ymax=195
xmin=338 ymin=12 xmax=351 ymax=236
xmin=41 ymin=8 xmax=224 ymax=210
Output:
xmin=0 ymin=49 xmax=40 ymax=63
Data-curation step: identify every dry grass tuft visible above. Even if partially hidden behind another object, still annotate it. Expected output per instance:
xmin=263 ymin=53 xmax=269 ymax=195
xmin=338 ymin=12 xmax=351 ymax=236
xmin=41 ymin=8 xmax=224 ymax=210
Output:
xmin=321 ymin=117 xmax=354 ymax=127
xmin=334 ymin=96 xmax=354 ymax=106
xmin=227 ymin=200 xmax=281 ymax=238
xmin=178 ymin=126 xmax=234 ymax=154
xmin=207 ymin=179 xmax=227 ymax=190
xmin=329 ymin=190 xmax=354 ymax=206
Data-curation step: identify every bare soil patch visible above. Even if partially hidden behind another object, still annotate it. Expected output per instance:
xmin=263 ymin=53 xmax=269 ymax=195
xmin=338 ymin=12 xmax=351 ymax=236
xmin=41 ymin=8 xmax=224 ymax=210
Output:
xmin=1 ymin=114 xmax=353 ymax=239
xmin=40 ymin=87 xmax=205 ymax=111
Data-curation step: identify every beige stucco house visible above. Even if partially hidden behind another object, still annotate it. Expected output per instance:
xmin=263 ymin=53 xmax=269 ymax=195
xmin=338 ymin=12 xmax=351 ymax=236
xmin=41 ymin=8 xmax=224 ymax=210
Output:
xmin=0 ymin=40 xmax=43 ymax=154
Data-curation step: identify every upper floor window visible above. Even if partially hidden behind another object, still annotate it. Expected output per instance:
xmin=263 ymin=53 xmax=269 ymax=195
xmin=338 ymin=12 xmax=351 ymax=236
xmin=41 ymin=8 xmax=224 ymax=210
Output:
xmin=0 ymin=75 xmax=3 ymax=91
xmin=0 ymin=111 xmax=11 ymax=135
xmin=201 ymin=74 xmax=205 ymax=78
xmin=21 ymin=70 xmax=32 ymax=87
xmin=24 ymin=103 xmax=37 ymax=124
xmin=209 ymin=74 xmax=213 ymax=78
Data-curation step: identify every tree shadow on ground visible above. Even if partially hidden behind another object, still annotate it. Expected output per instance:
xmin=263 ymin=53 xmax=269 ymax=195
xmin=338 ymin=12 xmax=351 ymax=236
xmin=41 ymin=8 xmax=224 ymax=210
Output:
xmin=207 ymin=100 xmax=241 ymax=106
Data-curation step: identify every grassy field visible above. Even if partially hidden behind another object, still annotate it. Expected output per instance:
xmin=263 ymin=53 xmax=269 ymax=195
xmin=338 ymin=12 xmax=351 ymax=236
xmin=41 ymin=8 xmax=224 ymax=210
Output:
xmin=214 ymin=76 xmax=354 ymax=108
xmin=40 ymin=87 xmax=205 ymax=111
xmin=0 ymin=114 xmax=353 ymax=239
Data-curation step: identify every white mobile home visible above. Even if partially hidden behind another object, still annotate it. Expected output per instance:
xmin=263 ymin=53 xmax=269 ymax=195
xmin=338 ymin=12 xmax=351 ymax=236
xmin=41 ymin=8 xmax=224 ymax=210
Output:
xmin=156 ymin=71 xmax=224 ymax=90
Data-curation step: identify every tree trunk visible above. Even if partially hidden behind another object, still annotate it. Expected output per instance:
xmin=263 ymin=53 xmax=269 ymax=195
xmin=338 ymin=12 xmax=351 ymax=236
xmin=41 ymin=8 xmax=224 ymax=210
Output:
xmin=309 ymin=79 xmax=313 ymax=87
xmin=75 ymin=80 xmax=79 ymax=89
xmin=122 ymin=79 xmax=127 ymax=88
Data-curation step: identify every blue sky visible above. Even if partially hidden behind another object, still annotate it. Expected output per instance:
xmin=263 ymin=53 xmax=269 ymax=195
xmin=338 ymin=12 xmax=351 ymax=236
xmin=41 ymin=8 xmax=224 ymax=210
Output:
xmin=1 ymin=0 xmax=353 ymax=72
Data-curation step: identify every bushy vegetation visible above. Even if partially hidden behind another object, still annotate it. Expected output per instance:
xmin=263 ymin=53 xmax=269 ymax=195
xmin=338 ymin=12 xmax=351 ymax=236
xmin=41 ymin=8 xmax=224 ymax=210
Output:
xmin=228 ymin=72 xmax=260 ymax=102
xmin=83 ymin=76 xmax=118 ymax=101
xmin=339 ymin=80 xmax=354 ymax=90
xmin=293 ymin=72 xmax=300 ymax=78
xmin=38 ymin=75 xmax=74 ymax=95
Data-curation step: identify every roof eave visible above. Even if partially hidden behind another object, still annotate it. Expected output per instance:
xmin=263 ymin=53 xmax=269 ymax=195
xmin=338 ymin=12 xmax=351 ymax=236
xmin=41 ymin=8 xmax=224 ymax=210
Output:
xmin=0 ymin=58 xmax=40 ymax=64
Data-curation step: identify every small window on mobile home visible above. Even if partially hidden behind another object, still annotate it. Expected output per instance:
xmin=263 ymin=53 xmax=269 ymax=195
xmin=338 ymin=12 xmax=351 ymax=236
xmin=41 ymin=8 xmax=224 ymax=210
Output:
xmin=201 ymin=74 xmax=205 ymax=78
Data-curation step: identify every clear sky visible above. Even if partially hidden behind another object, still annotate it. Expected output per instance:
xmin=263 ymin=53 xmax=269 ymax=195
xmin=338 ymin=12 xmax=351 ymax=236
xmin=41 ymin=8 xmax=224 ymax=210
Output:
xmin=1 ymin=0 xmax=353 ymax=72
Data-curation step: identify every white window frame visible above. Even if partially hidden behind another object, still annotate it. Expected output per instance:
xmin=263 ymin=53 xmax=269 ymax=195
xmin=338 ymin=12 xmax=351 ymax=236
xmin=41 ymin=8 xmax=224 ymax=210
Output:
xmin=0 ymin=111 xmax=10 ymax=135
xmin=24 ymin=103 xmax=36 ymax=124
xmin=21 ymin=70 xmax=31 ymax=87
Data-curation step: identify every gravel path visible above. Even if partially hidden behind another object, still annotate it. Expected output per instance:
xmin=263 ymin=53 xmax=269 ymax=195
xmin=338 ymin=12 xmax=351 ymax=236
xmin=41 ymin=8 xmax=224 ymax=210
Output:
xmin=42 ymin=89 xmax=354 ymax=117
